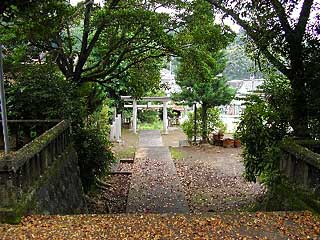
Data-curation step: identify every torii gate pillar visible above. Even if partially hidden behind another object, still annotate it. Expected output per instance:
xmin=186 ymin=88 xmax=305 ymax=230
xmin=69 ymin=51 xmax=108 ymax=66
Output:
xmin=132 ymin=99 xmax=137 ymax=134
xmin=163 ymin=101 xmax=168 ymax=134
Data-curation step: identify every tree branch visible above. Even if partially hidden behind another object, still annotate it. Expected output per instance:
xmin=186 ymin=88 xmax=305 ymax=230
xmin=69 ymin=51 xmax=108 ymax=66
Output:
xmin=208 ymin=0 xmax=290 ymax=76
xmin=73 ymin=0 xmax=93 ymax=82
xmin=295 ymin=0 xmax=314 ymax=43
xmin=269 ymin=0 xmax=294 ymax=43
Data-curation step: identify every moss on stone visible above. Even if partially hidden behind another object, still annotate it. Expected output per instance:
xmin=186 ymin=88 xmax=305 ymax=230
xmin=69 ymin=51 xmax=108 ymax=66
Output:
xmin=281 ymin=139 xmax=320 ymax=169
xmin=0 ymin=120 xmax=70 ymax=171
xmin=0 ymin=144 xmax=84 ymax=224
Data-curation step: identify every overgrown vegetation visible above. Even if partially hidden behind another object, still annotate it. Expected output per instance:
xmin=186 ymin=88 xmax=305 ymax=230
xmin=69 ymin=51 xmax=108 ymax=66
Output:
xmin=0 ymin=0 xmax=186 ymax=193
xmin=237 ymin=72 xmax=291 ymax=183
xmin=208 ymin=0 xmax=320 ymax=139
xmin=237 ymin=71 xmax=320 ymax=212
xmin=137 ymin=110 xmax=163 ymax=130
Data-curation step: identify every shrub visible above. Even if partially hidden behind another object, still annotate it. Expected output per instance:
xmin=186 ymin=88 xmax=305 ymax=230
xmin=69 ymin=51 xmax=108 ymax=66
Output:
xmin=5 ymin=64 xmax=115 ymax=192
xmin=73 ymin=124 xmax=115 ymax=192
xmin=5 ymin=64 xmax=85 ymax=122
xmin=236 ymin=73 xmax=292 ymax=184
xmin=138 ymin=109 xmax=160 ymax=123
xmin=181 ymin=107 xmax=224 ymax=142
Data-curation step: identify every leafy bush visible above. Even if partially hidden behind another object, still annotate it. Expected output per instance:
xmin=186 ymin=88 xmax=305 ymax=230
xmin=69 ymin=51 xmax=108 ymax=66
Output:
xmin=5 ymin=64 xmax=85 ymax=122
xmin=236 ymin=73 xmax=292 ymax=184
xmin=73 ymin=124 xmax=115 ymax=192
xmin=181 ymin=107 xmax=224 ymax=141
xmin=181 ymin=113 xmax=195 ymax=141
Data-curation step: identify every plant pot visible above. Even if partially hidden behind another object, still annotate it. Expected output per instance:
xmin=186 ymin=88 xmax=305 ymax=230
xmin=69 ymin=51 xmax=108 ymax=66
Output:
xmin=223 ymin=138 xmax=234 ymax=148
xmin=234 ymin=139 xmax=241 ymax=148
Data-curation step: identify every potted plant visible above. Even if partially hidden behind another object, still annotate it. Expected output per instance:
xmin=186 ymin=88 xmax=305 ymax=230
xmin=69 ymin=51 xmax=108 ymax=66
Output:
xmin=223 ymin=138 xmax=234 ymax=148
xmin=233 ymin=132 xmax=241 ymax=148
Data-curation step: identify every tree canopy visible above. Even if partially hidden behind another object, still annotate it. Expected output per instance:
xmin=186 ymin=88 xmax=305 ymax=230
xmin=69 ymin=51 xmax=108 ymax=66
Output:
xmin=1 ymin=0 xmax=187 ymax=98
xmin=207 ymin=0 xmax=320 ymax=138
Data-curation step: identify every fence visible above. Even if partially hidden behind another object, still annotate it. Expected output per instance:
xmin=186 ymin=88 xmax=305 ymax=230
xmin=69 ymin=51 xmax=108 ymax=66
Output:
xmin=0 ymin=120 xmax=71 ymax=207
xmin=0 ymin=120 xmax=59 ymax=150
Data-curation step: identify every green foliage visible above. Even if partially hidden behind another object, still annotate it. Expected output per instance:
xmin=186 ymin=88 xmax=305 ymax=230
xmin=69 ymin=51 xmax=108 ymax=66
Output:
xmin=181 ymin=113 xmax=194 ymax=141
xmin=138 ymin=121 xmax=163 ymax=131
xmin=73 ymin=123 xmax=115 ymax=193
xmin=181 ymin=108 xmax=225 ymax=141
xmin=5 ymin=64 xmax=85 ymax=122
xmin=1 ymin=0 xmax=180 ymax=86
xmin=175 ymin=50 xmax=235 ymax=105
xmin=5 ymin=64 xmax=115 ymax=192
xmin=170 ymin=147 xmax=184 ymax=160
xmin=223 ymin=33 xmax=263 ymax=80
xmin=236 ymin=73 xmax=292 ymax=183
xmin=173 ymin=0 xmax=235 ymax=141
xmin=138 ymin=110 xmax=160 ymax=124
xmin=208 ymin=0 xmax=320 ymax=138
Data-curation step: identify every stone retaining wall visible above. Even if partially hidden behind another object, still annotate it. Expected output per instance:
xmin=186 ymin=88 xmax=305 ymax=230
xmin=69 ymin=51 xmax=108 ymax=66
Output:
xmin=0 ymin=121 xmax=87 ymax=223
xmin=280 ymin=140 xmax=320 ymax=195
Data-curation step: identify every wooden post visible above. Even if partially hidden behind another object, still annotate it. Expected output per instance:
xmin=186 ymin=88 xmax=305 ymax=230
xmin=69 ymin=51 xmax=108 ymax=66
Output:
xmin=193 ymin=103 xmax=197 ymax=144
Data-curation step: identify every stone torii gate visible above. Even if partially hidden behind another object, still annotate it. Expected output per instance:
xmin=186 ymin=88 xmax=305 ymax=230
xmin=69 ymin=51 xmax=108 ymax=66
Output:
xmin=121 ymin=96 xmax=171 ymax=134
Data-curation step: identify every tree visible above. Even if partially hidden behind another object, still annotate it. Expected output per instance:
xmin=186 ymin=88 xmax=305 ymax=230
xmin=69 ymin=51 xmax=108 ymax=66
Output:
xmin=174 ymin=0 xmax=235 ymax=142
xmin=175 ymin=49 xmax=235 ymax=141
xmin=207 ymin=0 xmax=320 ymax=138
xmin=1 ymin=0 xmax=184 ymax=98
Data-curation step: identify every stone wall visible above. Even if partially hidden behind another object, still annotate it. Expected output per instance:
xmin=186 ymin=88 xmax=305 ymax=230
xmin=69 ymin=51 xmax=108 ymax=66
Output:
xmin=0 ymin=121 xmax=87 ymax=223
xmin=29 ymin=145 xmax=87 ymax=215
xmin=280 ymin=140 xmax=320 ymax=195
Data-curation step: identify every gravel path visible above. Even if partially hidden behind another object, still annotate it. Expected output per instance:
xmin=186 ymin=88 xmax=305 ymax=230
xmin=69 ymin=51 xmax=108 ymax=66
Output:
xmin=126 ymin=130 xmax=189 ymax=213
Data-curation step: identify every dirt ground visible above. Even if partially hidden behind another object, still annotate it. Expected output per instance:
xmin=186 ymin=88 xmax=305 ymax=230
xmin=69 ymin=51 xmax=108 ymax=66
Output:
xmin=173 ymin=145 xmax=265 ymax=213
xmin=162 ymin=127 xmax=188 ymax=147
xmin=87 ymin=174 xmax=131 ymax=214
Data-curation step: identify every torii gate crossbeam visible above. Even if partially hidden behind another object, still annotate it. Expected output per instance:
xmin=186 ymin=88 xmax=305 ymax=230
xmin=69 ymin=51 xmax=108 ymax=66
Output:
xmin=121 ymin=96 xmax=171 ymax=134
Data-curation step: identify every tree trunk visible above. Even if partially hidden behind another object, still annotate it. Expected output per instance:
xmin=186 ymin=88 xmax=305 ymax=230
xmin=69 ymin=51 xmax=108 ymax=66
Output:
xmin=289 ymin=69 xmax=309 ymax=139
xmin=201 ymin=103 xmax=208 ymax=143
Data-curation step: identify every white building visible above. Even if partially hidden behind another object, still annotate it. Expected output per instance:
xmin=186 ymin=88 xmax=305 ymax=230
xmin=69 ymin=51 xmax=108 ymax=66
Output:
xmin=221 ymin=78 xmax=264 ymax=133
xmin=160 ymin=68 xmax=180 ymax=96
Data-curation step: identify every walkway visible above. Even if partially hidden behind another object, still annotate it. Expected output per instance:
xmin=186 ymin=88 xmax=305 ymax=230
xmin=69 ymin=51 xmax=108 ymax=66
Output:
xmin=126 ymin=130 xmax=189 ymax=213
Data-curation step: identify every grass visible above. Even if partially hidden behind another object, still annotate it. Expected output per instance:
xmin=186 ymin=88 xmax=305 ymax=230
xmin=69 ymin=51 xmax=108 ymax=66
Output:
xmin=114 ymin=146 xmax=136 ymax=159
xmin=170 ymin=147 xmax=185 ymax=160
xmin=138 ymin=120 xmax=163 ymax=130
xmin=111 ymin=128 xmax=138 ymax=160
